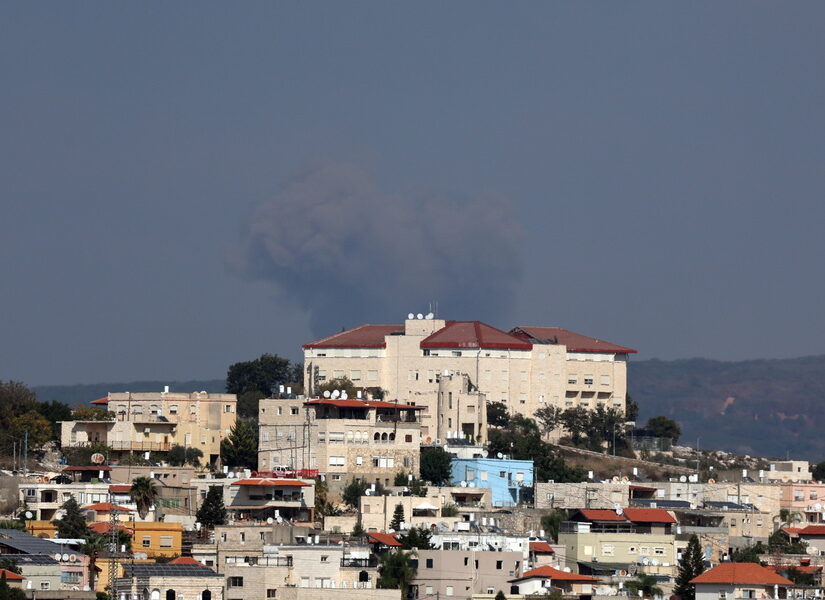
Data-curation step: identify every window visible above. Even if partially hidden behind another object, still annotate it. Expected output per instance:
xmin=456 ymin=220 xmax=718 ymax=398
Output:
xmin=426 ymin=559 xmax=433 ymax=568
xmin=496 ymin=560 xmax=503 ymax=569
xmin=602 ymin=544 xmax=614 ymax=557
xmin=61 ymin=571 xmax=81 ymax=584
xmin=142 ymin=537 xmax=151 ymax=548
xmin=654 ymin=547 xmax=665 ymax=556
xmin=224 ymin=405 xmax=233 ymax=413
xmin=40 ymin=582 xmax=50 ymax=590
xmin=169 ymin=404 xmax=179 ymax=414
xmin=446 ymin=587 xmax=454 ymax=597
xmin=452 ymin=351 xmax=462 ymax=357
xmin=239 ymin=532 xmax=245 ymax=543
xmin=628 ymin=546 xmax=637 ymax=554
xmin=426 ymin=587 xmax=434 ymax=595
xmin=466 ymin=468 xmax=475 ymax=480
xmin=290 ymin=407 xmax=300 ymax=416
xmin=228 ymin=577 xmax=243 ymax=588
xmin=600 ymin=375 xmax=610 ymax=385
xmin=267 ymin=591 xmax=278 ymax=598
xmin=356 ymin=456 xmax=363 ymax=466
xmin=351 ymin=371 xmax=361 ymax=381
xmin=405 ymin=435 xmax=412 ymax=443
xmin=368 ymin=370 xmax=378 ymax=381
xmin=568 ymin=377 xmax=577 ymax=385
xmin=25 ymin=489 xmax=35 ymax=498
xmin=160 ymin=536 xmax=173 ymax=548
xmin=321 ymin=555 xmax=328 ymax=562
xmin=480 ymin=471 xmax=487 ymax=481
xmin=584 ymin=376 xmax=594 ymax=385
xmin=328 ymin=456 xmax=345 ymax=467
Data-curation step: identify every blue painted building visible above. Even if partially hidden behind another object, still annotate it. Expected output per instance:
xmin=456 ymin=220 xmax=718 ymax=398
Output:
xmin=449 ymin=457 xmax=534 ymax=507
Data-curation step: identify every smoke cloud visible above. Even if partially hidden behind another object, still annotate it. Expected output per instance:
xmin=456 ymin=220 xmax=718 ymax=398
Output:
xmin=238 ymin=160 xmax=524 ymax=336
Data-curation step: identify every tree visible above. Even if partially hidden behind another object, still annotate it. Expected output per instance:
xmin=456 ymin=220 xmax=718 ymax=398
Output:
xmin=226 ymin=354 xmax=294 ymax=398
xmin=729 ymin=543 xmax=767 ymax=564
xmin=420 ymin=447 xmax=452 ymax=484
xmin=389 ymin=503 xmax=405 ymax=531
xmin=394 ymin=471 xmax=409 ymax=486
xmin=0 ymin=560 xmax=20 ymax=575
xmin=196 ymin=486 xmax=227 ymax=530
xmin=784 ymin=567 xmax=815 ymax=586
xmin=0 ymin=572 xmax=26 ymax=600
xmin=237 ymin=390 xmax=265 ymax=420
xmin=535 ymin=406 xmax=563 ymax=434
xmin=487 ymin=401 xmax=509 ymax=427
xmin=342 ymin=479 xmax=369 ymax=509
xmin=813 ymin=461 xmax=825 ymax=482
xmin=768 ymin=530 xmax=807 ymax=554
xmin=9 ymin=411 xmax=52 ymax=449
xmin=625 ymin=395 xmax=640 ymax=422
xmin=314 ymin=478 xmax=341 ymax=517
xmin=624 ymin=574 xmax=663 ymax=598
xmin=53 ymin=497 xmax=90 ymax=539
xmin=130 ymin=477 xmax=159 ymax=520
xmin=351 ymin=520 xmax=365 ymax=538
xmin=167 ymin=445 xmax=203 ymax=467
xmin=775 ymin=508 xmax=803 ymax=528
xmin=70 ymin=407 xmax=114 ymax=421
xmin=80 ymin=533 xmax=108 ymax=591
xmin=646 ymin=416 xmax=681 ymax=443
xmin=220 ymin=420 xmax=258 ymax=469
xmin=409 ymin=478 xmax=428 ymax=497
xmin=674 ymin=534 xmax=705 ymax=600
xmin=495 ymin=592 xmax=506 ymax=600
xmin=399 ymin=527 xmax=435 ymax=550
xmin=540 ymin=511 xmax=567 ymax=543
xmin=377 ymin=549 xmax=417 ymax=596
xmin=318 ymin=377 xmax=360 ymax=398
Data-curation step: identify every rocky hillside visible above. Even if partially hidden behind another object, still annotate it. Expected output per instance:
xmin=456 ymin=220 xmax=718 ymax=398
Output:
xmin=630 ymin=355 xmax=825 ymax=461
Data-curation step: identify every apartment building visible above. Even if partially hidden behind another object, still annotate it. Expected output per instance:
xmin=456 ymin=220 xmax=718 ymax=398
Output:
xmin=258 ymin=396 xmax=422 ymax=490
xmin=190 ymin=476 xmax=315 ymax=522
xmin=534 ymin=482 xmax=633 ymax=511
xmin=59 ymin=390 xmax=237 ymax=464
xmin=449 ymin=458 xmax=534 ymax=508
xmin=302 ymin=317 xmax=635 ymax=440
xmin=115 ymin=561 xmax=223 ymax=600
xmin=412 ymin=550 xmax=523 ymax=600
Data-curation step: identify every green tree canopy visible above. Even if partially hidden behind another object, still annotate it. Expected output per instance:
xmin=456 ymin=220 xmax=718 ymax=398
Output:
xmin=53 ymin=497 xmax=90 ymax=539
xmin=342 ymin=479 xmax=369 ymax=508
xmin=166 ymin=445 xmax=203 ymax=467
xmin=494 ymin=592 xmax=506 ymax=600
xmin=624 ymin=574 xmax=663 ymax=598
xmin=399 ymin=527 xmax=435 ymax=550
xmin=196 ymin=486 xmax=227 ymax=530
xmin=377 ymin=549 xmax=417 ymax=596
xmin=420 ymin=447 xmax=452 ymax=484
xmin=220 ymin=420 xmax=259 ymax=469
xmin=540 ymin=510 xmax=567 ymax=543
xmin=226 ymin=353 xmax=302 ymax=403
xmin=487 ymin=401 xmax=510 ymax=427
xmin=130 ymin=477 xmax=159 ymax=520
xmin=646 ymin=415 xmax=682 ymax=443
xmin=10 ymin=411 xmax=52 ymax=449
xmin=813 ymin=461 xmax=825 ymax=482
xmin=673 ymin=534 xmax=705 ymax=600
xmin=389 ymin=503 xmax=405 ymax=531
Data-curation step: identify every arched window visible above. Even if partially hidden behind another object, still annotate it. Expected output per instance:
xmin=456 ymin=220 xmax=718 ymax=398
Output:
xmin=381 ymin=433 xmax=388 ymax=442
xmin=202 ymin=591 xmax=212 ymax=600
xmin=373 ymin=432 xmax=380 ymax=441
xmin=166 ymin=590 xmax=176 ymax=600
xmin=388 ymin=432 xmax=395 ymax=441
xmin=150 ymin=590 xmax=160 ymax=600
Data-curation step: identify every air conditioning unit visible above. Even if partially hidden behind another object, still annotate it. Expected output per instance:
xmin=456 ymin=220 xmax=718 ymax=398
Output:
xmin=144 ymin=428 xmax=150 ymax=434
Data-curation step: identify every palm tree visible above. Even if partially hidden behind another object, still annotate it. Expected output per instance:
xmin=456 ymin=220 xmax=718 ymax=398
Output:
xmin=377 ymin=549 xmax=417 ymax=597
xmin=774 ymin=508 xmax=803 ymax=530
xmin=130 ymin=477 xmax=159 ymax=520
xmin=80 ymin=533 xmax=108 ymax=591
xmin=624 ymin=574 xmax=663 ymax=598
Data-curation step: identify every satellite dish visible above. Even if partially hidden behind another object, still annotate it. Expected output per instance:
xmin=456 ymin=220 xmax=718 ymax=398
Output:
xmin=54 ymin=554 xmax=62 ymax=562
xmin=340 ymin=391 xmax=348 ymax=400
xmin=69 ymin=554 xmax=77 ymax=562
xmin=323 ymin=390 xmax=331 ymax=398
xmin=616 ymin=507 xmax=624 ymax=516
xmin=680 ymin=476 xmax=687 ymax=483
xmin=708 ymin=478 xmax=716 ymax=484
xmin=62 ymin=553 xmax=69 ymax=562
xmin=612 ymin=476 xmax=620 ymax=482
xmin=642 ymin=557 xmax=650 ymax=565
xmin=408 ymin=313 xmax=415 ymax=319
xmin=24 ymin=511 xmax=33 ymax=519
xmin=331 ymin=390 xmax=340 ymax=399
xmin=497 ymin=452 xmax=503 ymax=459
xmin=426 ymin=313 xmax=434 ymax=320
xmin=417 ymin=313 xmax=424 ymax=319
xmin=460 ymin=481 xmax=467 ymax=488
xmin=816 ymin=504 xmax=823 ymax=512
xmin=267 ymin=517 xmax=274 ymax=524
xmin=91 ymin=453 xmax=105 ymax=464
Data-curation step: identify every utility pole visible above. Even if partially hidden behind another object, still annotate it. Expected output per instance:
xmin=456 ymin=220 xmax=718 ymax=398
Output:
xmin=23 ymin=431 xmax=28 ymax=476
xmin=108 ymin=498 xmax=120 ymax=600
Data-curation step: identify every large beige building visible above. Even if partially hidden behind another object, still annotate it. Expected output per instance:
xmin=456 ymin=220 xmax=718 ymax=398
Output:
xmin=258 ymin=396 xmax=422 ymax=489
xmin=60 ymin=390 xmax=237 ymax=465
xmin=303 ymin=317 xmax=635 ymax=441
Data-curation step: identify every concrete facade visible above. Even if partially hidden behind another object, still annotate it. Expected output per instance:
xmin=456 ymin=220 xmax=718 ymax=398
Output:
xmin=449 ymin=458 xmax=533 ymax=508
xmin=412 ymin=550 xmax=523 ymax=600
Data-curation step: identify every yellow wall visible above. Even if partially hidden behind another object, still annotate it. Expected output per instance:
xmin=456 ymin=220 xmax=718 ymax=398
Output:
xmin=26 ymin=520 xmax=182 ymax=558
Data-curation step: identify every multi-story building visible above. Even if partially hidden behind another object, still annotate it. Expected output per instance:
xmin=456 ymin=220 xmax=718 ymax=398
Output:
xmin=115 ymin=560 xmax=224 ymax=600
xmin=258 ymin=396 xmax=422 ymax=490
xmin=190 ymin=476 xmax=315 ymax=522
xmin=302 ymin=317 xmax=635 ymax=440
xmin=59 ymin=389 xmax=237 ymax=465
xmin=412 ymin=550 xmax=524 ymax=600
xmin=449 ymin=458 xmax=534 ymax=508
xmin=535 ymin=482 xmax=633 ymax=511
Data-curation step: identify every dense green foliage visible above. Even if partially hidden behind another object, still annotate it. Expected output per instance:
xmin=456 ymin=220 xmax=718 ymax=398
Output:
xmin=420 ymin=447 xmax=452 ymax=484
xmin=0 ymin=574 xmax=26 ymax=600
xmin=540 ymin=510 xmax=567 ymax=542
xmin=624 ymin=574 xmax=663 ymax=598
xmin=226 ymin=354 xmax=302 ymax=418
xmin=813 ymin=461 xmax=825 ymax=482
xmin=53 ymin=497 xmax=90 ymax=539
xmin=220 ymin=420 xmax=259 ymax=469
xmin=673 ymin=534 xmax=705 ymax=600
xmin=377 ymin=549 xmax=416 ymax=596
xmin=487 ymin=401 xmax=510 ymax=427
xmin=645 ymin=415 xmax=682 ymax=443
xmin=399 ymin=527 xmax=435 ymax=550
xmin=558 ymin=406 xmax=630 ymax=454
xmin=196 ymin=486 xmax=227 ymax=529
xmin=130 ymin=477 xmax=160 ymax=520
xmin=167 ymin=445 xmax=204 ymax=466
xmin=389 ymin=503 xmax=405 ymax=531
xmin=488 ymin=415 xmax=585 ymax=482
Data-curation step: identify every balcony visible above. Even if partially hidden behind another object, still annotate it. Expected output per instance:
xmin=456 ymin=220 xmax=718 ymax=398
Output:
xmin=340 ymin=557 xmax=378 ymax=568
xmin=109 ymin=441 xmax=172 ymax=452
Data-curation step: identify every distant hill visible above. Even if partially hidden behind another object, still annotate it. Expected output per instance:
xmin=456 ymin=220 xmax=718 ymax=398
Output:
xmin=32 ymin=379 xmax=225 ymax=406
xmin=630 ymin=355 xmax=825 ymax=462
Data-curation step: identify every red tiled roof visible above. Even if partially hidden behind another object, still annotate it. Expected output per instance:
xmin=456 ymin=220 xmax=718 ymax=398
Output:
xmin=768 ymin=565 xmax=821 ymax=575
xmin=0 ymin=569 xmax=24 ymax=581
xmin=691 ymin=563 xmax=794 ymax=586
xmin=799 ymin=525 xmax=825 ymax=536
xmin=231 ymin=479 xmax=311 ymax=487
xmin=109 ymin=485 xmax=131 ymax=493
xmin=529 ymin=541 xmax=555 ymax=554
xmin=367 ymin=532 xmax=401 ymax=547
xmin=623 ymin=508 xmax=676 ymax=524
xmin=575 ymin=509 xmax=627 ymax=522
xmin=303 ymin=324 xmax=402 ymax=349
xmin=84 ymin=502 xmax=131 ymax=512
xmin=169 ymin=556 xmax=201 ymax=565
xmin=89 ymin=522 xmax=133 ymax=535
xmin=513 ymin=566 xmax=599 ymax=582
xmin=90 ymin=397 xmax=109 ymax=405
xmin=421 ymin=321 xmax=532 ymax=350
xmin=511 ymin=326 xmax=636 ymax=354
xmin=305 ymin=398 xmax=424 ymax=410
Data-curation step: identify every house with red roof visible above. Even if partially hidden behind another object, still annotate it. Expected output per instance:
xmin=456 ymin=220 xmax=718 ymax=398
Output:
xmin=560 ymin=508 xmax=678 ymax=577
xmin=691 ymin=563 xmax=794 ymax=600
xmin=508 ymin=565 xmax=600 ymax=596
xmin=258 ymin=393 xmax=423 ymax=492
xmin=302 ymin=315 xmax=635 ymax=445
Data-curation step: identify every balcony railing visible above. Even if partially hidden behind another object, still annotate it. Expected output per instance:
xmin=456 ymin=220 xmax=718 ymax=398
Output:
xmin=341 ymin=557 xmax=378 ymax=568
xmin=109 ymin=441 xmax=172 ymax=452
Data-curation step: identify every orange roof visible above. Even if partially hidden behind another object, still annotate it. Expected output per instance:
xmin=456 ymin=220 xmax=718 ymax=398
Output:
xmin=783 ymin=527 xmax=803 ymax=535
xmin=769 ymin=565 xmax=822 ymax=575
xmin=0 ymin=569 xmax=24 ymax=581
xmin=109 ymin=484 xmax=132 ymax=493
xmin=231 ymin=479 xmax=311 ymax=487
xmin=623 ymin=508 xmax=676 ymax=524
xmin=529 ymin=541 xmax=555 ymax=554
xmin=304 ymin=324 xmax=402 ymax=349
xmin=691 ymin=563 xmax=794 ymax=586
xmin=169 ymin=557 xmax=201 ymax=565
xmin=367 ymin=532 xmax=401 ymax=547
xmin=421 ymin=321 xmax=532 ymax=350
xmin=89 ymin=522 xmax=133 ymax=535
xmin=513 ymin=566 xmax=599 ymax=582
xmin=798 ymin=525 xmax=825 ymax=536
xmin=84 ymin=502 xmax=131 ymax=512
xmin=575 ymin=509 xmax=627 ymax=522
xmin=511 ymin=326 xmax=636 ymax=354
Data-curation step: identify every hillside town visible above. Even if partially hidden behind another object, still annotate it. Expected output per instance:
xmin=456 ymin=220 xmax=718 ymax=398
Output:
xmin=1 ymin=315 xmax=825 ymax=600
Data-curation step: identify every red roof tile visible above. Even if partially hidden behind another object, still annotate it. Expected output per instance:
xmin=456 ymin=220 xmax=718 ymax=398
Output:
xmin=691 ymin=563 xmax=794 ymax=586
xmin=0 ymin=569 xmax=24 ymax=581
xmin=231 ymin=479 xmax=311 ymax=487
xmin=169 ymin=557 xmax=201 ymax=565
xmin=367 ymin=532 xmax=401 ymax=547
xmin=799 ymin=525 xmax=825 ymax=536
xmin=513 ymin=566 xmax=599 ymax=582
xmin=84 ymin=502 xmax=131 ymax=512
xmin=421 ymin=321 xmax=532 ymax=350
xmin=529 ymin=541 xmax=555 ymax=554
xmin=303 ymin=324 xmax=402 ymax=349
xmin=109 ymin=485 xmax=131 ymax=493
xmin=305 ymin=398 xmax=424 ymax=410
xmin=511 ymin=326 xmax=636 ymax=354
xmin=768 ymin=565 xmax=821 ymax=575
xmin=90 ymin=397 xmax=109 ymax=405
xmin=783 ymin=527 xmax=803 ymax=535
xmin=622 ymin=508 xmax=676 ymax=524
xmin=575 ymin=509 xmax=627 ymax=522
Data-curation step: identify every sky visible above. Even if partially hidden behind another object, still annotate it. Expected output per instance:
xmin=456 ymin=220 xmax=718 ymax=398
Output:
xmin=2 ymin=3 xmax=824 ymax=385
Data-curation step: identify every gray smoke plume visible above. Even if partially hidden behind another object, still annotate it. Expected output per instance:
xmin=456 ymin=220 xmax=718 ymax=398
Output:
xmin=238 ymin=160 xmax=524 ymax=336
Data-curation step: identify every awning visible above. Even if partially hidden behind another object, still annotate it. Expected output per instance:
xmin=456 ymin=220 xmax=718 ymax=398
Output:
xmin=414 ymin=501 xmax=439 ymax=511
